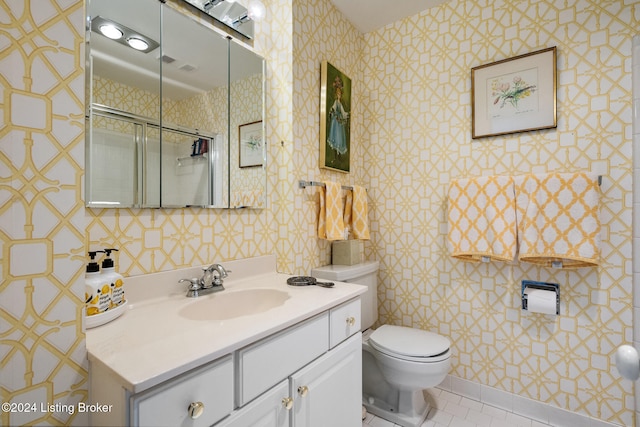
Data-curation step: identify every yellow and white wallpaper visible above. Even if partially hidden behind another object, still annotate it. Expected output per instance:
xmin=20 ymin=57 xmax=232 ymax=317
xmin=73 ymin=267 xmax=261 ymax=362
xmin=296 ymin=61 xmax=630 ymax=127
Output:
xmin=359 ymin=1 xmax=637 ymax=425
xmin=1 ymin=0 xmax=638 ymax=425
xmin=0 ymin=0 xmax=88 ymax=425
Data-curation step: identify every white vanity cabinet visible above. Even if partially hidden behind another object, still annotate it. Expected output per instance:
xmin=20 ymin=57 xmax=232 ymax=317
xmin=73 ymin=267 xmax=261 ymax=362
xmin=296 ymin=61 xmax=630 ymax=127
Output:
xmin=87 ymin=257 xmax=367 ymax=427
xmin=216 ymin=298 xmax=362 ymax=427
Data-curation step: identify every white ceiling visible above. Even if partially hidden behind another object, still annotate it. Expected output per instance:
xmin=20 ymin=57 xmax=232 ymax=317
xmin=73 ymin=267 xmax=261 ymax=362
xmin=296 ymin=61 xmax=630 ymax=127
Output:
xmin=330 ymin=0 xmax=448 ymax=33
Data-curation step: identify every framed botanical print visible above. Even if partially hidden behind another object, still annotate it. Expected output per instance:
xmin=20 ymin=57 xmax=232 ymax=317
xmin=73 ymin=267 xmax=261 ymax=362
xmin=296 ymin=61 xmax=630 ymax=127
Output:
xmin=320 ymin=61 xmax=351 ymax=173
xmin=472 ymin=47 xmax=557 ymax=139
xmin=239 ymin=120 xmax=263 ymax=168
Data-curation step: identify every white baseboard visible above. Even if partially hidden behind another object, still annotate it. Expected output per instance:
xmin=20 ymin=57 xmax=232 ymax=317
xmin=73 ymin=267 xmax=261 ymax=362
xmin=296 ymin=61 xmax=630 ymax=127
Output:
xmin=437 ymin=375 xmax=623 ymax=427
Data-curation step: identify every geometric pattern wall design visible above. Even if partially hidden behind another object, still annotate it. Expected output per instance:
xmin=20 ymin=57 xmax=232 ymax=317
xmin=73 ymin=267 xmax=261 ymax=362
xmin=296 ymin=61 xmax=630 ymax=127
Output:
xmin=358 ymin=1 xmax=637 ymax=425
xmin=0 ymin=0 xmax=88 ymax=425
xmin=2 ymin=0 xmax=637 ymax=425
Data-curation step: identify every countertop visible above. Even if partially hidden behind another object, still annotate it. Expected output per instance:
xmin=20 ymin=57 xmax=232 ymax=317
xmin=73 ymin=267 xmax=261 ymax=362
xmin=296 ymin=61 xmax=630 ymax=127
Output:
xmin=86 ymin=255 xmax=366 ymax=393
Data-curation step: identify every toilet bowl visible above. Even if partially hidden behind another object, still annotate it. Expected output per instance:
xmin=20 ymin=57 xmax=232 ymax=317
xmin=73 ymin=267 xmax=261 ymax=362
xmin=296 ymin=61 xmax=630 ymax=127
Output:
xmin=311 ymin=262 xmax=452 ymax=427
xmin=362 ymin=326 xmax=450 ymax=426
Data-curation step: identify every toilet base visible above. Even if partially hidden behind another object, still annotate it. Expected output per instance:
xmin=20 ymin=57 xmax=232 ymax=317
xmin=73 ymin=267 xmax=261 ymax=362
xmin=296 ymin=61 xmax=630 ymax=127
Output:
xmin=363 ymin=389 xmax=429 ymax=427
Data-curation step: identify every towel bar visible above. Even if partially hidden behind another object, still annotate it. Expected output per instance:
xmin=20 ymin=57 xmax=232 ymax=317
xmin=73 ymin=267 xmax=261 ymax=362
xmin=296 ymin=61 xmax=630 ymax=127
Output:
xmin=298 ymin=180 xmax=360 ymax=191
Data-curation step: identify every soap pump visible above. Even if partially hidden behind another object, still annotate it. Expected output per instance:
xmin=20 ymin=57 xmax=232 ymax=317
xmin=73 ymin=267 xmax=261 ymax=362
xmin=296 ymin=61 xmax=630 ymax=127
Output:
xmin=86 ymin=251 xmax=109 ymax=316
xmin=102 ymin=248 xmax=125 ymax=308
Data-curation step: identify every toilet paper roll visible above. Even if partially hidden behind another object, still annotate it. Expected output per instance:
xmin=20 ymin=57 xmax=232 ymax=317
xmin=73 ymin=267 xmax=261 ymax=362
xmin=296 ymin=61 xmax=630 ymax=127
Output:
xmin=525 ymin=287 xmax=557 ymax=315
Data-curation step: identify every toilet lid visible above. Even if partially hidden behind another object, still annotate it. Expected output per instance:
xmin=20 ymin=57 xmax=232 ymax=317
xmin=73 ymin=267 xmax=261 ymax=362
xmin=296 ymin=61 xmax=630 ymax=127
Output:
xmin=369 ymin=325 xmax=450 ymax=358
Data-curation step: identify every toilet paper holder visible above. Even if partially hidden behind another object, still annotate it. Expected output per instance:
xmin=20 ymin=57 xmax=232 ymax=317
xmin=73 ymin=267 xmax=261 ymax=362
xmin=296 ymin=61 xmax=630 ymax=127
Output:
xmin=521 ymin=280 xmax=560 ymax=315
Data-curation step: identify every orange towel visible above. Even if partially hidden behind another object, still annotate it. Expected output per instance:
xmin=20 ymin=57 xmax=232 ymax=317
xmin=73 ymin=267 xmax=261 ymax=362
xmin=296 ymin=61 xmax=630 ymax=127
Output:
xmin=447 ymin=175 xmax=517 ymax=263
xmin=318 ymin=181 xmax=345 ymax=241
xmin=344 ymin=185 xmax=370 ymax=240
xmin=515 ymin=172 xmax=600 ymax=268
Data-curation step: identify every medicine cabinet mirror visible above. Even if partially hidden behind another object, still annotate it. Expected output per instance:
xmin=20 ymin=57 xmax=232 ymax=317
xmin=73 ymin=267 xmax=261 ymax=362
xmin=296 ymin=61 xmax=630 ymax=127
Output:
xmin=85 ymin=0 xmax=266 ymax=209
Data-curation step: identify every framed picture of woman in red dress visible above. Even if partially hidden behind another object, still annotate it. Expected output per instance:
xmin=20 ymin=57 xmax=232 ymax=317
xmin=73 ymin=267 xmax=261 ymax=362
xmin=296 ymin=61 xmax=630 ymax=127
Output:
xmin=320 ymin=61 xmax=351 ymax=173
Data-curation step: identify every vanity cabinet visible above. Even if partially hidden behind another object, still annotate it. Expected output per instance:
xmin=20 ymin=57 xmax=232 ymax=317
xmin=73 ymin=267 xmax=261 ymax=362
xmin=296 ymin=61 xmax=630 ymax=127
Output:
xmin=216 ymin=298 xmax=362 ymax=427
xmin=89 ymin=295 xmax=362 ymax=427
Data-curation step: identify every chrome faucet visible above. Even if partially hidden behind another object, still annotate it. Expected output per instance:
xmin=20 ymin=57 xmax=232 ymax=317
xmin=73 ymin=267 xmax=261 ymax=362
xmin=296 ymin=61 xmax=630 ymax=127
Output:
xmin=202 ymin=263 xmax=230 ymax=288
xmin=179 ymin=263 xmax=231 ymax=298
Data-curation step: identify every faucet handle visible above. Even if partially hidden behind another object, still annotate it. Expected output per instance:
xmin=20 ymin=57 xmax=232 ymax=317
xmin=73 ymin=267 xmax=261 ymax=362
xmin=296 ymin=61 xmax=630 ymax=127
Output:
xmin=179 ymin=278 xmax=200 ymax=290
xmin=179 ymin=278 xmax=201 ymax=298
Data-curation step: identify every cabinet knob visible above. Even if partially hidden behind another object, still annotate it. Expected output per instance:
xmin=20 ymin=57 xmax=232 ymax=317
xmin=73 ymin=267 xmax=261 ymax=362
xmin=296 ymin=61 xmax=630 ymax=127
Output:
xmin=298 ymin=385 xmax=309 ymax=397
xmin=346 ymin=316 xmax=356 ymax=326
xmin=187 ymin=401 xmax=205 ymax=419
xmin=282 ymin=397 xmax=294 ymax=410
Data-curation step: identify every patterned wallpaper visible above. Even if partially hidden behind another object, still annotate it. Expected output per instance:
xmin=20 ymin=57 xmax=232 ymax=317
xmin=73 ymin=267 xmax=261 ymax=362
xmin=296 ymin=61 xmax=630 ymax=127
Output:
xmin=1 ymin=0 xmax=637 ymax=425
xmin=0 ymin=0 xmax=88 ymax=425
xmin=359 ymin=1 xmax=637 ymax=425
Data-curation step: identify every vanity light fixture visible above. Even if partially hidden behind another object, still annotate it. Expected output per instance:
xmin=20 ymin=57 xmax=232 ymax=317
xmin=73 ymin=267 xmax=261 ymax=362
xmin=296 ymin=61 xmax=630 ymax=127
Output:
xmin=181 ymin=0 xmax=264 ymax=38
xmin=247 ymin=0 xmax=266 ymax=21
xmin=231 ymin=0 xmax=265 ymax=26
xmin=90 ymin=16 xmax=159 ymax=54
xmin=203 ymin=0 xmax=224 ymax=11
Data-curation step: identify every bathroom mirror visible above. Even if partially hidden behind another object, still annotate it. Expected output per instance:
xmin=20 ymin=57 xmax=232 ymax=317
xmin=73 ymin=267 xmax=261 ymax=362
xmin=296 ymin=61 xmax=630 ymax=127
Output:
xmin=86 ymin=0 xmax=266 ymax=209
xmin=229 ymin=39 xmax=266 ymax=208
xmin=86 ymin=0 xmax=162 ymax=207
xmin=160 ymin=5 xmax=229 ymax=208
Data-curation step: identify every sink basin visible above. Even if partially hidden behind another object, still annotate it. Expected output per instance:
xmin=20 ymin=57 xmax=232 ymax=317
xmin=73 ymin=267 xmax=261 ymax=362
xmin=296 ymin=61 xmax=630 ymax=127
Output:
xmin=179 ymin=289 xmax=290 ymax=320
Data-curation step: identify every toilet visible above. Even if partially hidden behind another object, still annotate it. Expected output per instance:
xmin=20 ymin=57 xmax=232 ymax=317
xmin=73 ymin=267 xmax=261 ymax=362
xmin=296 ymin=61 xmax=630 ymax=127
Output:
xmin=312 ymin=261 xmax=451 ymax=427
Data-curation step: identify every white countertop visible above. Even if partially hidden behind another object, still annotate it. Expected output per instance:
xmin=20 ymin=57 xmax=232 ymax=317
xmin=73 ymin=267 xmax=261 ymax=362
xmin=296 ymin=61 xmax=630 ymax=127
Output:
xmin=86 ymin=255 xmax=366 ymax=393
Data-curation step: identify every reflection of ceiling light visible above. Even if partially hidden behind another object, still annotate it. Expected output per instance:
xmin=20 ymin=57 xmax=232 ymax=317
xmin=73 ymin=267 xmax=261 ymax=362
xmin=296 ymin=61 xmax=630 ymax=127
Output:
xmin=99 ymin=24 xmax=123 ymax=40
xmin=127 ymin=37 xmax=149 ymax=51
xmin=90 ymin=16 xmax=159 ymax=54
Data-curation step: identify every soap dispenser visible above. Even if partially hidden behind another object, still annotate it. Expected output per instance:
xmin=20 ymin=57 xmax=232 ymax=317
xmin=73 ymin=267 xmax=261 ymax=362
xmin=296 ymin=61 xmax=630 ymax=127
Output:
xmin=102 ymin=248 xmax=125 ymax=308
xmin=85 ymin=251 xmax=109 ymax=316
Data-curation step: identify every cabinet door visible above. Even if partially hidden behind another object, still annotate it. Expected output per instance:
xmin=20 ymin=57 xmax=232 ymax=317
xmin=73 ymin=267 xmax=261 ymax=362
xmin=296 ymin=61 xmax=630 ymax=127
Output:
xmin=216 ymin=380 xmax=290 ymax=427
xmin=290 ymin=333 xmax=361 ymax=427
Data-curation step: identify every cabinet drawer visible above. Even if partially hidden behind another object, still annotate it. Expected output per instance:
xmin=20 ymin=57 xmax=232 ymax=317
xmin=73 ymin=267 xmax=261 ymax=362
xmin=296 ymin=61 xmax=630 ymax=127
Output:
xmin=329 ymin=298 xmax=361 ymax=348
xmin=237 ymin=313 xmax=329 ymax=406
xmin=131 ymin=355 xmax=233 ymax=427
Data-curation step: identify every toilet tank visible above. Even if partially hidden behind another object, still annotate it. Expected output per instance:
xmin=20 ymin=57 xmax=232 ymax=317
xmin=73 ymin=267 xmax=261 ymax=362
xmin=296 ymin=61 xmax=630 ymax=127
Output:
xmin=311 ymin=261 xmax=380 ymax=330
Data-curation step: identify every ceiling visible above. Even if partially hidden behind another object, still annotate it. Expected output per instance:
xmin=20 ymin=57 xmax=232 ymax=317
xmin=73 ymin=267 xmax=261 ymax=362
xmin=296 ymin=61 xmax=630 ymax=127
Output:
xmin=330 ymin=0 xmax=448 ymax=33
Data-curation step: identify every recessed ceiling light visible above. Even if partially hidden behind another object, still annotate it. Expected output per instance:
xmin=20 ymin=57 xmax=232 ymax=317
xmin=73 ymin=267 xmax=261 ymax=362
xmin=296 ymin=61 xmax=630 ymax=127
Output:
xmin=91 ymin=16 xmax=159 ymax=53
xmin=99 ymin=24 xmax=123 ymax=40
xmin=127 ymin=37 xmax=149 ymax=51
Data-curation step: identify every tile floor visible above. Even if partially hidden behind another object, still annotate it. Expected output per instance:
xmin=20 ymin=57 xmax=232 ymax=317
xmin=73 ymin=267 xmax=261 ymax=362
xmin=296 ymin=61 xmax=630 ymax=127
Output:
xmin=362 ymin=388 xmax=550 ymax=427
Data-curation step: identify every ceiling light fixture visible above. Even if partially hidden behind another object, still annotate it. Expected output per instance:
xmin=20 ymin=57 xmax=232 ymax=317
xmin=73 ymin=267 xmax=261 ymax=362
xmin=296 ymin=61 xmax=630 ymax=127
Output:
xmin=98 ymin=24 xmax=123 ymax=40
xmin=90 ymin=16 xmax=159 ymax=54
xmin=126 ymin=37 xmax=149 ymax=51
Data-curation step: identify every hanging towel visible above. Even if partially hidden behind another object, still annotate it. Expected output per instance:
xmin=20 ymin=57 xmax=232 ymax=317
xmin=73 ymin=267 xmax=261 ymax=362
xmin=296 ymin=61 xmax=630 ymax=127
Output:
xmin=318 ymin=181 xmax=346 ymax=241
xmin=514 ymin=172 xmax=600 ymax=268
xmin=447 ymin=175 xmax=517 ymax=263
xmin=344 ymin=185 xmax=370 ymax=240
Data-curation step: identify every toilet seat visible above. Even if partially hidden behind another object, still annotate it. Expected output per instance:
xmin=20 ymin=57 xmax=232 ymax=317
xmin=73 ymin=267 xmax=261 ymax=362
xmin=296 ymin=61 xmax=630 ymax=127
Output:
xmin=369 ymin=325 xmax=450 ymax=363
